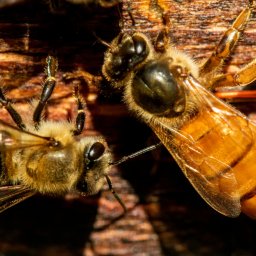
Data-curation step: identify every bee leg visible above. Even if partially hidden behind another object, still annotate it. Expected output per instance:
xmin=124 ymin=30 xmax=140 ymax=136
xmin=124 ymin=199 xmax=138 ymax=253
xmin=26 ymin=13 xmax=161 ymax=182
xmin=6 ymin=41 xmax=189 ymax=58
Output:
xmin=72 ymin=81 xmax=86 ymax=136
xmin=210 ymin=58 xmax=256 ymax=89
xmin=63 ymin=70 xmax=102 ymax=90
xmin=200 ymin=0 xmax=254 ymax=75
xmin=33 ymin=55 xmax=58 ymax=129
xmin=105 ymin=175 xmax=127 ymax=212
xmin=154 ymin=12 xmax=171 ymax=52
xmin=0 ymin=88 xmax=26 ymax=130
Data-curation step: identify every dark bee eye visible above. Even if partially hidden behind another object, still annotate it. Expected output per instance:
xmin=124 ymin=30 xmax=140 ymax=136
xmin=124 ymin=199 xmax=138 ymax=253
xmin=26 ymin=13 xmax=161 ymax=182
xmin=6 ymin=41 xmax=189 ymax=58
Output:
xmin=107 ymin=35 xmax=149 ymax=80
xmin=78 ymin=142 xmax=106 ymax=193
xmin=87 ymin=142 xmax=105 ymax=161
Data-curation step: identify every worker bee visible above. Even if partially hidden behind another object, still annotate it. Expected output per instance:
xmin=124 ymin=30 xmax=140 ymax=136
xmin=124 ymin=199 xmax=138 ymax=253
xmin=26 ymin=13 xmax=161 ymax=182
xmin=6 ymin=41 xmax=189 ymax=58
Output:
xmin=102 ymin=0 xmax=256 ymax=218
xmin=0 ymin=55 xmax=125 ymax=213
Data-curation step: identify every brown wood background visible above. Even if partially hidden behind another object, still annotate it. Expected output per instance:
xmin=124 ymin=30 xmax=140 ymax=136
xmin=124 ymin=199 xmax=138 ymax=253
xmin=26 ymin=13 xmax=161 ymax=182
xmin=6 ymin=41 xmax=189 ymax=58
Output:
xmin=0 ymin=0 xmax=256 ymax=255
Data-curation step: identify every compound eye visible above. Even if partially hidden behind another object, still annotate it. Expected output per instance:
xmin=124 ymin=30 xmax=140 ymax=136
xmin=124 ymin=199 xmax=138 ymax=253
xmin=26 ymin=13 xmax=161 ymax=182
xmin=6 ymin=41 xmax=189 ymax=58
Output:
xmin=133 ymin=35 xmax=147 ymax=55
xmin=106 ymin=35 xmax=149 ymax=81
xmin=121 ymin=35 xmax=148 ymax=67
xmin=87 ymin=142 xmax=105 ymax=161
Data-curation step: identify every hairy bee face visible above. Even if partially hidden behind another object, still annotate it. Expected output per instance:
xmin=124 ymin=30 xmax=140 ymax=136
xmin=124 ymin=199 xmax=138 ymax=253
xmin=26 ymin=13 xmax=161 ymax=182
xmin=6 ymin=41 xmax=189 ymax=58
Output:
xmin=76 ymin=140 xmax=111 ymax=195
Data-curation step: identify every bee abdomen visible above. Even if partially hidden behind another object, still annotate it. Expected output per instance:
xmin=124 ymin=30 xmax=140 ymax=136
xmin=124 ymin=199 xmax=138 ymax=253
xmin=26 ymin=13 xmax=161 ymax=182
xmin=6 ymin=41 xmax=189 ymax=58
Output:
xmin=180 ymin=109 xmax=256 ymax=218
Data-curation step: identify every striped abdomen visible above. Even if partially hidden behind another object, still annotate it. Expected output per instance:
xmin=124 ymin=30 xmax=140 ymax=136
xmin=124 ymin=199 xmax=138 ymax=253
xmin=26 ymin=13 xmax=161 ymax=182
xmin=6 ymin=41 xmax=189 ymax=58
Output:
xmin=150 ymin=99 xmax=256 ymax=218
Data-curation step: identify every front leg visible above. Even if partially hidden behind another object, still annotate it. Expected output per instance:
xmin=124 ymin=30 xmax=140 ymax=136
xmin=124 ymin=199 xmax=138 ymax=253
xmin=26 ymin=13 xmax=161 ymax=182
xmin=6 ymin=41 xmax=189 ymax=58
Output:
xmin=33 ymin=55 xmax=58 ymax=129
xmin=72 ymin=81 xmax=86 ymax=136
xmin=0 ymin=88 xmax=26 ymax=130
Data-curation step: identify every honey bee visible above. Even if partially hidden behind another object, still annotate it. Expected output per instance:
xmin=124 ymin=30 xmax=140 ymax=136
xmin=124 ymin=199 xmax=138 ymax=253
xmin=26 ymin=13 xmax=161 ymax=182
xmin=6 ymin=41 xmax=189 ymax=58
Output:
xmin=102 ymin=0 xmax=256 ymax=218
xmin=0 ymin=55 xmax=125 ymax=213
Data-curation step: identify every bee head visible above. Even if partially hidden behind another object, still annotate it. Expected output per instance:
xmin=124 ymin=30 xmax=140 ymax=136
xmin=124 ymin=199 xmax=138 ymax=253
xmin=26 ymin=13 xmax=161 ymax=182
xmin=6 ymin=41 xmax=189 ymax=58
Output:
xmin=75 ymin=138 xmax=126 ymax=211
xmin=103 ymin=33 xmax=150 ymax=83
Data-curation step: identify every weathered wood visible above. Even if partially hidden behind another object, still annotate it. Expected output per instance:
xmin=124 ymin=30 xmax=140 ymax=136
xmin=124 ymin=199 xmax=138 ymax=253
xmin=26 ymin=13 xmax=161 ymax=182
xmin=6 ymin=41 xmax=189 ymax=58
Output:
xmin=0 ymin=0 xmax=256 ymax=256
xmin=122 ymin=0 xmax=256 ymax=71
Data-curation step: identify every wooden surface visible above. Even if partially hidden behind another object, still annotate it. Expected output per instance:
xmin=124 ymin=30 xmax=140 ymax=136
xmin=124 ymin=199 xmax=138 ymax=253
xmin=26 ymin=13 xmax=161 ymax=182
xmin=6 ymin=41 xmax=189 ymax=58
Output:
xmin=122 ymin=0 xmax=256 ymax=64
xmin=0 ymin=0 xmax=256 ymax=256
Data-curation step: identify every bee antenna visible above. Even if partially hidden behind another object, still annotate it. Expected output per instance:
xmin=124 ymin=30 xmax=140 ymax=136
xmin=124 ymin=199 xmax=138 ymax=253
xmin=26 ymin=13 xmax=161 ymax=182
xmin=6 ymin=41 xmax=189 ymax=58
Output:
xmin=93 ymin=32 xmax=113 ymax=49
xmin=122 ymin=0 xmax=136 ymax=27
xmin=109 ymin=142 xmax=162 ymax=166
xmin=105 ymin=175 xmax=127 ymax=212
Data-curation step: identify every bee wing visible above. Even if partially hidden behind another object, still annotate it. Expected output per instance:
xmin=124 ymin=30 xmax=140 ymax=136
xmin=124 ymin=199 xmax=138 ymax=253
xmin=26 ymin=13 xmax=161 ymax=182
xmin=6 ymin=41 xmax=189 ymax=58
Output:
xmin=0 ymin=120 xmax=51 ymax=150
xmin=148 ymin=75 xmax=254 ymax=217
xmin=152 ymin=124 xmax=241 ymax=217
xmin=0 ymin=185 xmax=35 ymax=213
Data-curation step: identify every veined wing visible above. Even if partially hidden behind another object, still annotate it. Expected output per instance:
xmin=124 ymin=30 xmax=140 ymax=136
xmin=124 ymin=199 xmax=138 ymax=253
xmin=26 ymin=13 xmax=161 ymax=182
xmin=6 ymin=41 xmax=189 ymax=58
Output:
xmin=148 ymin=75 xmax=255 ymax=217
xmin=0 ymin=185 xmax=35 ymax=213
xmin=0 ymin=120 xmax=53 ymax=151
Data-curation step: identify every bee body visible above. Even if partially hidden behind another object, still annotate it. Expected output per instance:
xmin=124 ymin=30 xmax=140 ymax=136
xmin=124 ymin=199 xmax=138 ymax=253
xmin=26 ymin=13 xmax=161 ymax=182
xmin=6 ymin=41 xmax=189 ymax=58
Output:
xmin=102 ymin=0 xmax=256 ymax=218
xmin=4 ymin=122 xmax=80 ymax=194
xmin=0 ymin=119 xmax=112 ymax=197
xmin=149 ymin=82 xmax=256 ymax=218
xmin=0 ymin=56 xmax=119 ymax=213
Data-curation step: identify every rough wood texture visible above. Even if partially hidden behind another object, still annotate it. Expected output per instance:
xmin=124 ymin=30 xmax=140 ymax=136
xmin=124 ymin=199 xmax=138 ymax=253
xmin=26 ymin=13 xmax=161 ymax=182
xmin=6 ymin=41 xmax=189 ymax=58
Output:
xmin=0 ymin=0 xmax=256 ymax=256
xmin=122 ymin=0 xmax=256 ymax=70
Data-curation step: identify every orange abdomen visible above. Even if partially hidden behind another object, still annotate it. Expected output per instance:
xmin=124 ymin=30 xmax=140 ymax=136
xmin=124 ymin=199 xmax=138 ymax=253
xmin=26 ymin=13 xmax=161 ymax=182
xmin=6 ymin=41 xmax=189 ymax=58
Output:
xmin=180 ymin=108 xmax=256 ymax=218
xmin=150 ymin=99 xmax=256 ymax=218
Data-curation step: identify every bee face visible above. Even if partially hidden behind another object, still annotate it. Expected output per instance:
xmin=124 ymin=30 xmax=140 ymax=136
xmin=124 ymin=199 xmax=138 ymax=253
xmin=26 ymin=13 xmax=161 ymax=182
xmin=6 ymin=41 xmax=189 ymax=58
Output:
xmin=76 ymin=139 xmax=111 ymax=195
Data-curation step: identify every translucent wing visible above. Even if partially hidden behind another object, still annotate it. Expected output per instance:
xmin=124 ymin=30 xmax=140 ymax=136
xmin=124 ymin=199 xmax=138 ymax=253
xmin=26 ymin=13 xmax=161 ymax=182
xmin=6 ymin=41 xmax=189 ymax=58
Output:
xmin=0 ymin=120 xmax=51 ymax=212
xmin=0 ymin=120 xmax=52 ymax=151
xmin=0 ymin=185 xmax=35 ymax=213
xmin=149 ymin=75 xmax=255 ymax=217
